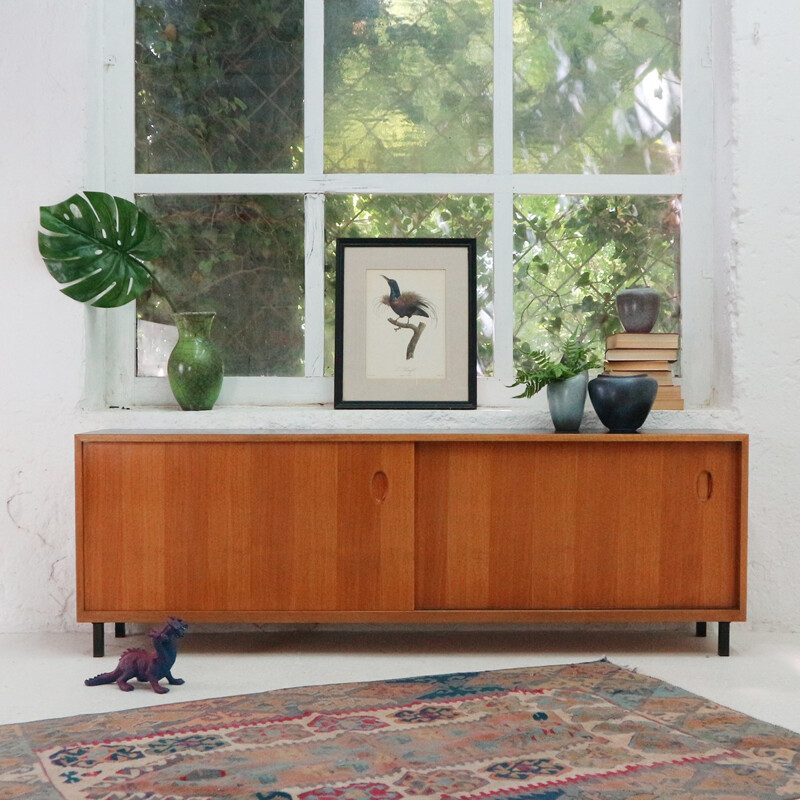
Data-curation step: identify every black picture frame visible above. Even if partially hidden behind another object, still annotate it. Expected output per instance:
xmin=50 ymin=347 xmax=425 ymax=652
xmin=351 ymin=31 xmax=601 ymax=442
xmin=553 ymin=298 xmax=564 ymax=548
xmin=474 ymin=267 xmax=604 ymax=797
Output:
xmin=334 ymin=237 xmax=477 ymax=409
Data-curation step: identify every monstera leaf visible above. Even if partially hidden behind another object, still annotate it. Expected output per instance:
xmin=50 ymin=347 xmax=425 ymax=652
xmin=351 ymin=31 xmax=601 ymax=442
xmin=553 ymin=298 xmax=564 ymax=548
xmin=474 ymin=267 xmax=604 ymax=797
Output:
xmin=38 ymin=191 xmax=163 ymax=308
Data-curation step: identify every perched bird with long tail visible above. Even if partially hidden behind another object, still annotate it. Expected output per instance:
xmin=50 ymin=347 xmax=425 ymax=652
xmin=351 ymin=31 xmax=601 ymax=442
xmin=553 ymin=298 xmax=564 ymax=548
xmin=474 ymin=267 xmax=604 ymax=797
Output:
xmin=381 ymin=275 xmax=436 ymax=323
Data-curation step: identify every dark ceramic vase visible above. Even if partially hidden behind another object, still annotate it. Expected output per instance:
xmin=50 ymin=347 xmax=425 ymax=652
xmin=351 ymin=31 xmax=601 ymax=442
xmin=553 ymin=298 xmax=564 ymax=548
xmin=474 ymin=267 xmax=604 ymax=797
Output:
xmin=616 ymin=288 xmax=660 ymax=333
xmin=588 ymin=373 xmax=658 ymax=433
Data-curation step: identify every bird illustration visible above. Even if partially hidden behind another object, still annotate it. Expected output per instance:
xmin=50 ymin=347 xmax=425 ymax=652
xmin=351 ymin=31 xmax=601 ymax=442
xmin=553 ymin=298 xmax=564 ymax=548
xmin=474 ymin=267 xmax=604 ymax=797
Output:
xmin=381 ymin=275 xmax=436 ymax=323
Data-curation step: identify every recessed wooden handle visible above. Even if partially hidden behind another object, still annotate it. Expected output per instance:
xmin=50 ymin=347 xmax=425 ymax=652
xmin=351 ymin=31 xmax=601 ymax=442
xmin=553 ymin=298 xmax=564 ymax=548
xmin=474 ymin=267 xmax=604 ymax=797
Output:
xmin=371 ymin=470 xmax=389 ymax=503
xmin=696 ymin=470 xmax=713 ymax=501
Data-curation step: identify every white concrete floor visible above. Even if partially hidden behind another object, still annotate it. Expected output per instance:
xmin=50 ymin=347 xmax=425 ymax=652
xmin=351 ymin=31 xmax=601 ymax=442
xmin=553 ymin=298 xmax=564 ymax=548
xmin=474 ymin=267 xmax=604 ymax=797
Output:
xmin=0 ymin=625 xmax=798 ymax=734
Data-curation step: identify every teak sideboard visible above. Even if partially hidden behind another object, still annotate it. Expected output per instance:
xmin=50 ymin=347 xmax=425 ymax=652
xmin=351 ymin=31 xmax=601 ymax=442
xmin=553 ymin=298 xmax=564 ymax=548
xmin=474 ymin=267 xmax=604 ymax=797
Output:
xmin=75 ymin=431 xmax=748 ymax=657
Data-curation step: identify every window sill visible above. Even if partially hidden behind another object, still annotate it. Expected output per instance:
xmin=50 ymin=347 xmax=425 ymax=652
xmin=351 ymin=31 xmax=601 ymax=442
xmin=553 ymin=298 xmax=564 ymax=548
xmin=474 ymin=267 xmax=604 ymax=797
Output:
xmin=77 ymin=400 xmax=736 ymax=437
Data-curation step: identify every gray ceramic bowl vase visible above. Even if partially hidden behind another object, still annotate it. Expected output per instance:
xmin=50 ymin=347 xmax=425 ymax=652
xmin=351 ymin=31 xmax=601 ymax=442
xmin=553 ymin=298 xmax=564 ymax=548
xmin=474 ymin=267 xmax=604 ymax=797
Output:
xmin=546 ymin=372 xmax=588 ymax=432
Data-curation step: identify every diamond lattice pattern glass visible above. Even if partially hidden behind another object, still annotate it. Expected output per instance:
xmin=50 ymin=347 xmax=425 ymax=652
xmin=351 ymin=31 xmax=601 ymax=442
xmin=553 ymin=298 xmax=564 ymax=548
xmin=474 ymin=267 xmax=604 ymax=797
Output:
xmin=136 ymin=195 xmax=305 ymax=377
xmin=135 ymin=0 xmax=303 ymax=173
xmin=513 ymin=195 xmax=681 ymax=361
xmin=324 ymin=0 xmax=494 ymax=173
xmin=514 ymin=0 xmax=681 ymax=174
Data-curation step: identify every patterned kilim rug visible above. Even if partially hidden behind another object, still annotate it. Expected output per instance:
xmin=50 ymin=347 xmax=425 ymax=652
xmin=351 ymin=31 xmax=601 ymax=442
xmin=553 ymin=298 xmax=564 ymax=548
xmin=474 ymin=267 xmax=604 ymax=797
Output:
xmin=0 ymin=660 xmax=798 ymax=799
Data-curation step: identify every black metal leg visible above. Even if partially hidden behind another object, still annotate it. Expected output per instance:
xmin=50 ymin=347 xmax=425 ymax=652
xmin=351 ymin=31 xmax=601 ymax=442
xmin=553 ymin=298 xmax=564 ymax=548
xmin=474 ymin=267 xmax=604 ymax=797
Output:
xmin=718 ymin=622 xmax=730 ymax=657
xmin=92 ymin=623 xmax=105 ymax=658
xmin=696 ymin=622 xmax=707 ymax=637
xmin=115 ymin=623 xmax=126 ymax=638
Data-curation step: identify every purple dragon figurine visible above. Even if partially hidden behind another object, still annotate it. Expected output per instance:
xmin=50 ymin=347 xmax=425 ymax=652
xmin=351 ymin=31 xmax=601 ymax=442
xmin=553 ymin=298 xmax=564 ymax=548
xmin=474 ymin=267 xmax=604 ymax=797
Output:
xmin=85 ymin=617 xmax=188 ymax=693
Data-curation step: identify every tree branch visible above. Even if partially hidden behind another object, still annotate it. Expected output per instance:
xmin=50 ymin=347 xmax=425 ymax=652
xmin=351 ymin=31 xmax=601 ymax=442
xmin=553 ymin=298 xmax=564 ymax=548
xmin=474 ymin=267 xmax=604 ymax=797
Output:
xmin=388 ymin=318 xmax=426 ymax=359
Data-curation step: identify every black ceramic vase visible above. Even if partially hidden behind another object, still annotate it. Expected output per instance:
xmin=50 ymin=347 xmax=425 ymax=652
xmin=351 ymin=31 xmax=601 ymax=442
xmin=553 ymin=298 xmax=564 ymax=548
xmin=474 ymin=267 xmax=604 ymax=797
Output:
xmin=588 ymin=373 xmax=658 ymax=433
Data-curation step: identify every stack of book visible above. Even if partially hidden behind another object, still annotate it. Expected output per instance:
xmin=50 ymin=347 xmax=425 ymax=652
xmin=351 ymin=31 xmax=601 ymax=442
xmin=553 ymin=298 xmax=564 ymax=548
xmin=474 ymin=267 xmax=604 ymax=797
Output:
xmin=604 ymin=332 xmax=683 ymax=410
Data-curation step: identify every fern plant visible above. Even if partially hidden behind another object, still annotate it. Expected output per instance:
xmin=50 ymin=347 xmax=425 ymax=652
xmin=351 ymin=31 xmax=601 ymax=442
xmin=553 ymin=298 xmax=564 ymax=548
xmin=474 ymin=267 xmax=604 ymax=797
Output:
xmin=510 ymin=335 xmax=602 ymax=398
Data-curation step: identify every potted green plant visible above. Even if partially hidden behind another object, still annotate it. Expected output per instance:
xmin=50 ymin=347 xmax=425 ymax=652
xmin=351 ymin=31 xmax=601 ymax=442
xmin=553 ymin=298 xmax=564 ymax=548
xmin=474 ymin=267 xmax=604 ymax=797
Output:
xmin=38 ymin=191 xmax=223 ymax=410
xmin=510 ymin=335 xmax=602 ymax=432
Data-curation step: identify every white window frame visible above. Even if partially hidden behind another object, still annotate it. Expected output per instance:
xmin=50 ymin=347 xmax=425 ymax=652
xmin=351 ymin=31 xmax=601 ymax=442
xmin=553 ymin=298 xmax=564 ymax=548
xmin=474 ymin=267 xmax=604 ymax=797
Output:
xmin=91 ymin=0 xmax=717 ymax=410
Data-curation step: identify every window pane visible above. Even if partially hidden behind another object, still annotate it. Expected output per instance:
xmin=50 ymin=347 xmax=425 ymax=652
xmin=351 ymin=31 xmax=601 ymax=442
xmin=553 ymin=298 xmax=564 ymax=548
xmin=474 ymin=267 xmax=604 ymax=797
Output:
xmin=514 ymin=0 xmax=681 ymax=174
xmin=325 ymin=195 xmax=494 ymax=375
xmin=513 ymin=195 xmax=680 ymax=360
xmin=324 ymin=1 xmax=494 ymax=173
xmin=135 ymin=1 xmax=303 ymax=173
xmin=136 ymin=195 xmax=305 ymax=377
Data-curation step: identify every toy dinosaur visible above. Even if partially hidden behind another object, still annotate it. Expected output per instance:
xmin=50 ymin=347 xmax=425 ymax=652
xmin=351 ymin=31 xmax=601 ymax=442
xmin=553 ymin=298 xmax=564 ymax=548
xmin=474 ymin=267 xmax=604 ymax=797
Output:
xmin=84 ymin=617 xmax=188 ymax=693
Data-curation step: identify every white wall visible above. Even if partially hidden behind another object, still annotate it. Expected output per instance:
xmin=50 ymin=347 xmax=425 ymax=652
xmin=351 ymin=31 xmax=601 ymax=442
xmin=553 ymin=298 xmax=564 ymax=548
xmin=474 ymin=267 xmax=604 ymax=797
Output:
xmin=0 ymin=0 xmax=797 ymax=633
xmin=1 ymin=1 xmax=91 ymax=630
xmin=727 ymin=0 xmax=800 ymax=631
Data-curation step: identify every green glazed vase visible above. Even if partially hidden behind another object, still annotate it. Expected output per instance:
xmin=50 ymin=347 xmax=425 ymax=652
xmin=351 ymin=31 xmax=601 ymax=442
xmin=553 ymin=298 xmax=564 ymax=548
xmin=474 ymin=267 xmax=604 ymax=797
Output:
xmin=167 ymin=312 xmax=224 ymax=411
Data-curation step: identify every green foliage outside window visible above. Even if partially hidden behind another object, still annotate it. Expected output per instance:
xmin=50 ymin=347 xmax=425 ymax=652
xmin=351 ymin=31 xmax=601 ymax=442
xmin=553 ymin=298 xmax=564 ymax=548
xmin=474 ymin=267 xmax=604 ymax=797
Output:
xmin=137 ymin=194 xmax=305 ymax=377
xmin=135 ymin=0 xmax=304 ymax=173
xmin=324 ymin=0 xmax=494 ymax=172
xmin=513 ymin=194 xmax=680 ymax=354
xmin=132 ymin=0 xmax=682 ymax=382
xmin=513 ymin=0 xmax=681 ymax=174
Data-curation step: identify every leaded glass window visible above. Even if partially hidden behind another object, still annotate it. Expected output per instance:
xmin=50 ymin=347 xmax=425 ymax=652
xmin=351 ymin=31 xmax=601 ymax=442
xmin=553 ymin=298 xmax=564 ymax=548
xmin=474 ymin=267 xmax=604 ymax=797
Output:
xmin=100 ymin=0 xmax=712 ymax=405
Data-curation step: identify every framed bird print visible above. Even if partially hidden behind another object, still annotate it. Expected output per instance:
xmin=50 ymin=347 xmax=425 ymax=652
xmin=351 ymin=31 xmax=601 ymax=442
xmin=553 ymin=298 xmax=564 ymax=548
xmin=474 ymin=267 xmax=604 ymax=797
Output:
xmin=334 ymin=237 xmax=477 ymax=409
